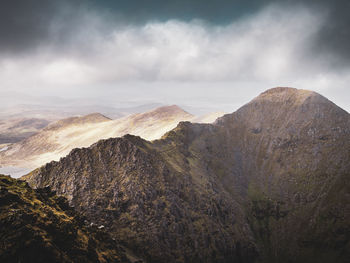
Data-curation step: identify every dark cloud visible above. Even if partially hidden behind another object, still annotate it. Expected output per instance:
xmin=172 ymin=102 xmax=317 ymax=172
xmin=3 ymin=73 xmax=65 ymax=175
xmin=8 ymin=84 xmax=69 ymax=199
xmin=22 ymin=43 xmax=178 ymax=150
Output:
xmin=0 ymin=0 xmax=58 ymax=53
xmin=0 ymin=0 xmax=92 ymax=55
xmin=309 ymin=0 xmax=350 ymax=66
xmin=0 ymin=1 xmax=349 ymax=113
xmin=0 ymin=0 xmax=349 ymax=65
xmin=88 ymin=0 xmax=268 ymax=23
xmin=0 ymin=0 xmax=279 ymax=55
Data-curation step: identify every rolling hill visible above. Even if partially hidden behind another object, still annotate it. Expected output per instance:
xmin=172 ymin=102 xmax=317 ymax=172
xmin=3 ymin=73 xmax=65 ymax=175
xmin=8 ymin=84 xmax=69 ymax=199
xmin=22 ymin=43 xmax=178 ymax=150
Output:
xmin=0 ymin=106 xmax=224 ymax=177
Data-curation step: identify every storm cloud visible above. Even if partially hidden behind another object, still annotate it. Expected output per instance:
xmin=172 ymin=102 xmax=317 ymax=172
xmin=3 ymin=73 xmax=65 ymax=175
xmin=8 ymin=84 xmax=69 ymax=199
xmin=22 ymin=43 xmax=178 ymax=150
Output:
xmin=0 ymin=0 xmax=349 ymax=113
xmin=0 ymin=0 xmax=62 ymax=54
xmin=0 ymin=0 xmax=349 ymax=62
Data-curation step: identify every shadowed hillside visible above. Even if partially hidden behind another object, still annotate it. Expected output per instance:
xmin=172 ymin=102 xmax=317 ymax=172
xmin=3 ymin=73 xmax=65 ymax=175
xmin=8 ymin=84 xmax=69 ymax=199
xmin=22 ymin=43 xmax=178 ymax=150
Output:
xmin=24 ymin=88 xmax=350 ymax=262
xmin=0 ymin=118 xmax=50 ymax=143
xmin=0 ymin=174 xmax=132 ymax=263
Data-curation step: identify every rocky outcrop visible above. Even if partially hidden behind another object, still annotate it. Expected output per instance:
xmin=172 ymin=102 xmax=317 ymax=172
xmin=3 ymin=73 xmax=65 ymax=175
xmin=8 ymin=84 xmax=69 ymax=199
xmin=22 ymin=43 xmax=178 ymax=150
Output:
xmin=25 ymin=88 xmax=350 ymax=262
xmin=0 ymin=174 xmax=130 ymax=263
xmin=25 ymin=135 xmax=256 ymax=262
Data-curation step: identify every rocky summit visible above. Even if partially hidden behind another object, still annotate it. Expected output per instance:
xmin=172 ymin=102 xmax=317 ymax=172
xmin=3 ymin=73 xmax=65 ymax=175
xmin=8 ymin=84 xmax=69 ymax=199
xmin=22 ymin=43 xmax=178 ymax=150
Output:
xmin=24 ymin=88 xmax=350 ymax=262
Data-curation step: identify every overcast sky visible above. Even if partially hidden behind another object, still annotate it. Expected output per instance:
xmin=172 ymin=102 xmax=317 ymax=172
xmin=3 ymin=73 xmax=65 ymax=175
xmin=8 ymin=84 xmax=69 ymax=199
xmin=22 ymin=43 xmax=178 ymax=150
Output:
xmin=0 ymin=0 xmax=349 ymax=114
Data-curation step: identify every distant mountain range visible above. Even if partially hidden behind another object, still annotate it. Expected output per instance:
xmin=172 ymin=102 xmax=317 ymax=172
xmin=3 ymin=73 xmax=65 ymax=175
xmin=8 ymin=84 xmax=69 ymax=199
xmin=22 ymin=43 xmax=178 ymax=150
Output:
xmin=21 ymin=88 xmax=349 ymax=262
xmin=0 ymin=102 xmax=167 ymax=145
xmin=0 ymin=106 xmax=224 ymax=177
xmin=0 ymin=103 xmax=166 ymax=121
xmin=0 ymin=118 xmax=50 ymax=144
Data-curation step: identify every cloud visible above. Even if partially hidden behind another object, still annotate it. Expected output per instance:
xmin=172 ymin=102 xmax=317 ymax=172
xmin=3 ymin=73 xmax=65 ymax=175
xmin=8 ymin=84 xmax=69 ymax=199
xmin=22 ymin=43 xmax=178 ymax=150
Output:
xmin=0 ymin=5 xmax=330 ymax=82
xmin=288 ymin=0 xmax=350 ymax=66
xmin=0 ymin=3 xmax=349 ymax=113
xmin=1 ymin=0 xmax=350 ymax=65
xmin=0 ymin=0 xmax=64 ymax=54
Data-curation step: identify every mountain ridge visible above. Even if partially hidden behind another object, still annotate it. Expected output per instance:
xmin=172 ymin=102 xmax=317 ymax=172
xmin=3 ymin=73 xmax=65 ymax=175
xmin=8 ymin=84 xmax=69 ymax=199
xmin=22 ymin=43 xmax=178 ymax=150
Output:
xmin=24 ymin=87 xmax=350 ymax=262
xmin=44 ymin=113 xmax=111 ymax=131
xmin=1 ymin=105 xmax=224 ymax=177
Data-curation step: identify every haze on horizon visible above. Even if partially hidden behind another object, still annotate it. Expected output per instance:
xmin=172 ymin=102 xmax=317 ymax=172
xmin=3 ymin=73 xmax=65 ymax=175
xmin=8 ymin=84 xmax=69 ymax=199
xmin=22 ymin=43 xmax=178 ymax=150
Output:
xmin=0 ymin=0 xmax=349 ymax=114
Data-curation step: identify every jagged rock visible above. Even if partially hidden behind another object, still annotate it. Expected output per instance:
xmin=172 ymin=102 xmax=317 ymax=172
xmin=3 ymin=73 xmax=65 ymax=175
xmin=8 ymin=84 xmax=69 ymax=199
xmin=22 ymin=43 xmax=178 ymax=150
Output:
xmin=25 ymin=88 xmax=350 ymax=263
xmin=0 ymin=174 xmax=131 ymax=263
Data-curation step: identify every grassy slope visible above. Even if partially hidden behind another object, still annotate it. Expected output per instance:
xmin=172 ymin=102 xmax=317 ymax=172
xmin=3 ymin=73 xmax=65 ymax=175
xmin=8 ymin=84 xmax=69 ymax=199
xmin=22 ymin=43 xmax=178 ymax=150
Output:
xmin=0 ymin=174 xmax=130 ymax=263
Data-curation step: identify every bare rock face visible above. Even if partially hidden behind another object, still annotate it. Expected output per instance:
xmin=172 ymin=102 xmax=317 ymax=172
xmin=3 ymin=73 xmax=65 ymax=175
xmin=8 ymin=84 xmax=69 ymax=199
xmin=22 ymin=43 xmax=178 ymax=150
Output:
xmin=212 ymin=87 xmax=350 ymax=262
xmin=26 ymin=135 xmax=256 ymax=262
xmin=25 ymin=88 xmax=350 ymax=262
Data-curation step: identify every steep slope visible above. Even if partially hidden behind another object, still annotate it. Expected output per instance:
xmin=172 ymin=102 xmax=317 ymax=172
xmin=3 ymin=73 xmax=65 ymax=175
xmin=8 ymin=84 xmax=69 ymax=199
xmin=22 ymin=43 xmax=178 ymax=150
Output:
xmin=0 ymin=174 xmax=131 ymax=263
xmin=25 ymin=135 xmax=257 ymax=263
xmin=209 ymin=87 xmax=350 ymax=262
xmin=1 ymin=105 xmax=223 ymax=177
xmin=24 ymin=88 xmax=350 ymax=262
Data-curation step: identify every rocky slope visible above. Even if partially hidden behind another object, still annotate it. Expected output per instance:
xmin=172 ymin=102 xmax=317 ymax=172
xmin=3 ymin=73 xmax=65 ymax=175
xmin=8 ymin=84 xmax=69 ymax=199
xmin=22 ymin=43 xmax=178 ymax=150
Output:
xmin=24 ymin=88 xmax=350 ymax=262
xmin=0 ymin=106 xmax=223 ymax=177
xmin=0 ymin=174 xmax=131 ymax=263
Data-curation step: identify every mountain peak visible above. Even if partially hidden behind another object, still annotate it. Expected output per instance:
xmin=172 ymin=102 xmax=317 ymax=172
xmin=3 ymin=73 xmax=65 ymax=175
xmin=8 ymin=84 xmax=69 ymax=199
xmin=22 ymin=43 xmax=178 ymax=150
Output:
xmin=133 ymin=105 xmax=193 ymax=120
xmin=255 ymin=87 xmax=317 ymax=105
xmin=150 ymin=105 xmax=191 ymax=115
xmin=249 ymin=87 xmax=348 ymax=117
xmin=79 ymin=112 xmax=111 ymax=122
xmin=23 ymin=87 xmax=350 ymax=263
xmin=261 ymin=86 xmax=308 ymax=94
xmin=215 ymin=87 xmax=349 ymax=140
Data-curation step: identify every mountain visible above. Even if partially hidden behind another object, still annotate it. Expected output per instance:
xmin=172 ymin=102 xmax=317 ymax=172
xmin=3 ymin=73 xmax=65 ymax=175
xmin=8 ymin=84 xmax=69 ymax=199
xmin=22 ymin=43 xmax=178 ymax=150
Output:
xmin=0 ymin=174 xmax=132 ymax=263
xmin=24 ymin=88 xmax=350 ymax=262
xmin=0 ymin=102 xmax=164 ymax=121
xmin=1 ymin=105 xmax=223 ymax=177
xmin=0 ymin=117 xmax=50 ymax=144
xmin=0 ymin=113 xmax=112 ymax=177
xmin=43 ymin=113 xmax=111 ymax=130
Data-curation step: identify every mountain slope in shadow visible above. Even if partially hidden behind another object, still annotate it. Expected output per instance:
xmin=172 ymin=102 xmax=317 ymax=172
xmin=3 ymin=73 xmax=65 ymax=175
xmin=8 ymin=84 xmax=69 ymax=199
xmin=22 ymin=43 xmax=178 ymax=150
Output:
xmin=0 ymin=174 xmax=132 ymax=263
xmin=24 ymin=88 xmax=350 ymax=262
